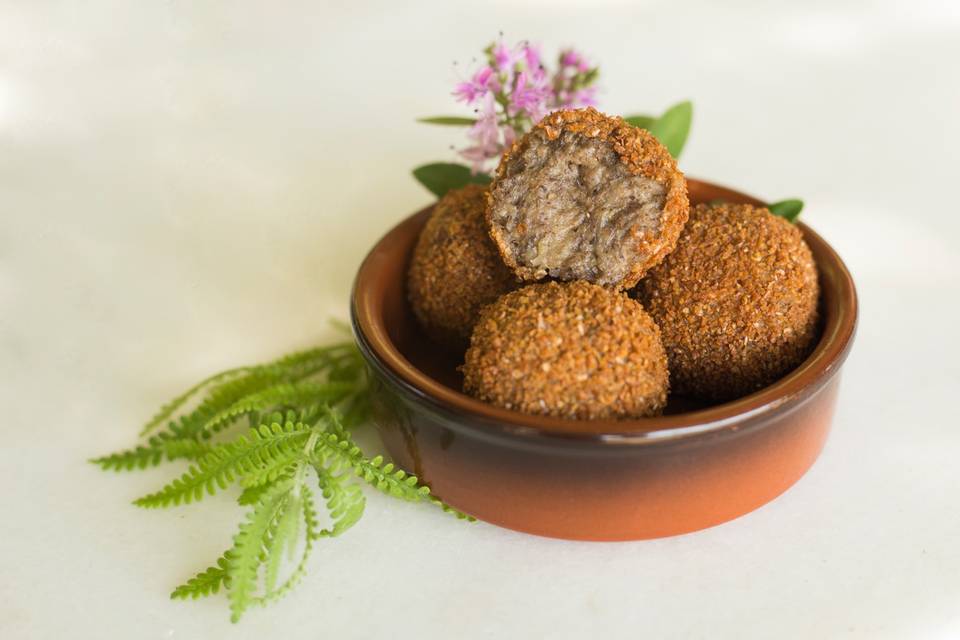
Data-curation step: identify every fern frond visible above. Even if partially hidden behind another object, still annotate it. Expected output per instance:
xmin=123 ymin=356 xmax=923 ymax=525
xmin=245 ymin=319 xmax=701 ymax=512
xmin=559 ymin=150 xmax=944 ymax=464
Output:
xmin=140 ymin=367 xmax=252 ymax=436
xmin=91 ymin=436 xmax=211 ymax=471
xmin=166 ymin=369 xmax=293 ymax=442
xmin=313 ymin=413 xmax=471 ymax=519
xmin=154 ymin=343 xmax=361 ymax=445
xmin=269 ymin=342 xmax=355 ymax=375
xmin=240 ymin=456 xmax=301 ymax=490
xmin=226 ymin=482 xmax=292 ymax=622
xmin=432 ymin=500 xmax=476 ymax=521
xmin=249 ymin=485 xmax=317 ymax=610
xmin=201 ymin=381 xmax=356 ymax=437
xmin=315 ymin=431 xmax=429 ymax=502
xmin=237 ymin=481 xmax=275 ymax=507
xmin=313 ymin=466 xmax=366 ymax=537
xmin=91 ymin=445 xmax=164 ymax=471
xmin=263 ymin=491 xmax=302 ymax=593
xmin=170 ymin=552 xmax=233 ymax=600
xmin=134 ymin=422 xmax=310 ymax=508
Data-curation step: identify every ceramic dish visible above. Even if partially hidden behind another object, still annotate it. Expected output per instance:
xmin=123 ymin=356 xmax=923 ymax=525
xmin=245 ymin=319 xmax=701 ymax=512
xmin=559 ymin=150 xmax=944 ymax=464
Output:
xmin=351 ymin=179 xmax=857 ymax=541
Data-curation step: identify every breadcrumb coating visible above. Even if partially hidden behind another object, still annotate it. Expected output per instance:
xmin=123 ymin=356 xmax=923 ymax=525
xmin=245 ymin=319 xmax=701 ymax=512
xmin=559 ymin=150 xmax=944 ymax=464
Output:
xmin=639 ymin=202 xmax=820 ymax=402
xmin=486 ymin=107 xmax=689 ymax=289
xmin=462 ymin=281 xmax=669 ymax=419
xmin=407 ymin=184 xmax=517 ymax=348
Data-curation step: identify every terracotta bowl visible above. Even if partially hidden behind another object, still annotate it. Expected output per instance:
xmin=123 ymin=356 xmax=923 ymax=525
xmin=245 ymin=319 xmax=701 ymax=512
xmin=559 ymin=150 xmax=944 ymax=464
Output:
xmin=351 ymin=178 xmax=858 ymax=541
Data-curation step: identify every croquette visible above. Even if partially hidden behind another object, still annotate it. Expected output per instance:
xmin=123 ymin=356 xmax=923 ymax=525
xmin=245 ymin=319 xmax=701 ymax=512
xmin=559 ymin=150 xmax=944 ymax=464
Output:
xmin=639 ymin=202 xmax=820 ymax=402
xmin=407 ymin=184 xmax=517 ymax=348
xmin=462 ymin=281 xmax=669 ymax=420
xmin=486 ymin=107 xmax=689 ymax=289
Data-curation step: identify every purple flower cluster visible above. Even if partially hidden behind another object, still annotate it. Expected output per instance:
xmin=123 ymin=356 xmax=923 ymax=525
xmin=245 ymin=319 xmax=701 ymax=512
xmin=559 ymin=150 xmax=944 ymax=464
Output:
xmin=453 ymin=40 xmax=599 ymax=173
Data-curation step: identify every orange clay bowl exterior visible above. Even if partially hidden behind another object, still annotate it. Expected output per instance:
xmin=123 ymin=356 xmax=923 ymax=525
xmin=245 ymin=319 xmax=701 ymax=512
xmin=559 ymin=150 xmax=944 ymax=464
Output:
xmin=351 ymin=178 xmax=858 ymax=541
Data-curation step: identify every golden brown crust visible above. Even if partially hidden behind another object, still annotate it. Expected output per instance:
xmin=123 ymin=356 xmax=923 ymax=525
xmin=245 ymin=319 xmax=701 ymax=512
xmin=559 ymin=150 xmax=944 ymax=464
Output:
xmin=407 ymin=184 xmax=517 ymax=349
xmin=638 ymin=203 xmax=820 ymax=402
xmin=462 ymin=281 xmax=669 ymax=420
xmin=486 ymin=107 xmax=689 ymax=289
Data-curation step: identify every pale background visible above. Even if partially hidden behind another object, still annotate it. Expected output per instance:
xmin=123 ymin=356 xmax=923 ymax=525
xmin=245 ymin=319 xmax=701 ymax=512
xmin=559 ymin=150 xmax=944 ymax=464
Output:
xmin=3 ymin=1 xmax=959 ymax=638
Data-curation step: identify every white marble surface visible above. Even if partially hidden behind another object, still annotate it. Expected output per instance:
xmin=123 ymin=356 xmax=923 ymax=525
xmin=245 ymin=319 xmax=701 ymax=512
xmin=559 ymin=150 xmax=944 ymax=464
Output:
xmin=3 ymin=1 xmax=960 ymax=638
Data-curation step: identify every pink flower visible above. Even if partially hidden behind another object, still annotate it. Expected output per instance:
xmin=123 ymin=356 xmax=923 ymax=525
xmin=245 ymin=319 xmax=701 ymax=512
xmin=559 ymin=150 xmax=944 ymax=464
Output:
xmin=571 ymin=86 xmax=598 ymax=107
xmin=453 ymin=66 xmax=497 ymax=104
xmin=459 ymin=95 xmax=502 ymax=173
xmin=560 ymin=49 xmax=591 ymax=72
xmin=443 ymin=38 xmax=601 ymax=172
xmin=554 ymin=86 xmax=598 ymax=109
xmin=491 ymin=41 xmax=515 ymax=71
xmin=509 ymin=70 xmax=550 ymax=120
xmin=521 ymin=43 xmax=546 ymax=82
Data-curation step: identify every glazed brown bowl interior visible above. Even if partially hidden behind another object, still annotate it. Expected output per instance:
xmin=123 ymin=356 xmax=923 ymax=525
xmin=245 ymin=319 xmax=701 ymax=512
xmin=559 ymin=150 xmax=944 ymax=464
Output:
xmin=352 ymin=178 xmax=857 ymax=443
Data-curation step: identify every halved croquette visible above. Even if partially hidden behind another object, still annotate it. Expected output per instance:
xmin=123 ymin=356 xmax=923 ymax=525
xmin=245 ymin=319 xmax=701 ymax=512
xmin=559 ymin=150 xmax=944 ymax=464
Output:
xmin=486 ymin=107 xmax=689 ymax=289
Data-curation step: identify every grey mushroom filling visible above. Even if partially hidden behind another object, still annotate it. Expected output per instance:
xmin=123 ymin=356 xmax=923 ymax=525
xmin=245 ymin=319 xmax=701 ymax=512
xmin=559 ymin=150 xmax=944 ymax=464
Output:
xmin=489 ymin=130 xmax=665 ymax=286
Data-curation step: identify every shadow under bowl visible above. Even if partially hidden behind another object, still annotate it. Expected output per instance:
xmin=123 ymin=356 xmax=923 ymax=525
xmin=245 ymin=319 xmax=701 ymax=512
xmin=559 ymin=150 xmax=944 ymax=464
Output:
xmin=351 ymin=178 xmax=858 ymax=541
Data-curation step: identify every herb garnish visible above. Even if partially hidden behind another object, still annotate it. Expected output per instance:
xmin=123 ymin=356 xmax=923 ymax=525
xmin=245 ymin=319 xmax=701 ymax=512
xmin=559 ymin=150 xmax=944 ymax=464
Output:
xmin=412 ymin=38 xmax=693 ymax=197
xmin=93 ymin=337 xmax=468 ymax=622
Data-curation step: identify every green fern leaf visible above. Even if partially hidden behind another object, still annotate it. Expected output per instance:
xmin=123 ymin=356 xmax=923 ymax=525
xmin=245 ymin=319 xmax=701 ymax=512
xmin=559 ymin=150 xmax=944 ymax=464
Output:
xmin=167 ymin=369 xmax=292 ymax=441
xmin=158 ymin=343 xmax=361 ymax=445
xmin=263 ymin=491 xmax=302 ymax=593
xmin=171 ymin=552 xmax=233 ymax=600
xmin=95 ymin=336 xmax=476 ymax=621
xmin=249 ymin=485 xmax=317 ymax=609
xmin=90 ymin=435 xmax=211 ymax=471
xmin=313 ymin=466 xmax=365 ymax=537
xmin=91 ymin=445 xmax=164 ymax=471
xmin=134 ymin=422 xmax=310 ymax=508
xmin=226 ymin=482 xmax=292 ymax=622
xmin=240 ymin=456 xmax=301 ymax=490
xmin=315 ymin=432 xmax=427 ymax=503
xmin=201 ymin=381 xmax=356 ymax=436
xmin=140 ymin=367 xmax=251 ymax=436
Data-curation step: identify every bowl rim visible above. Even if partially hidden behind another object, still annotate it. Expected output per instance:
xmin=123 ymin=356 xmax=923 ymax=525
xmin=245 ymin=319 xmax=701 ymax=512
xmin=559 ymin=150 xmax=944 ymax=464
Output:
xmin=351 ymin=178 xmax=858 ymax=445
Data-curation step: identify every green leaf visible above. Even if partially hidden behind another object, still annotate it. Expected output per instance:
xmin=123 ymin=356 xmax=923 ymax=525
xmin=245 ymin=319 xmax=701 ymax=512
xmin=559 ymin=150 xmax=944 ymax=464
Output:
xmin=94 ymin=334 xmax=475 ymax=621
xmin=226 ymin=482 xmax=292 ymax=622
xmin=767 ymin=199 xmax=804 ymax=223
xmin=201 ymin=381 xmax=355 ymax=436
xmin=412 ymin=163 xmax=492 ymax=198
xmin=417 ymin=116 xmax=477 ymax=126
xmin=133 ymin=422 xmax=310 ymax=508
xmin=171 ymin=553 xmax=232 ymax=600
xmin=249 ymin=486 xmax=317 ymax=609
xmin=263 ymin=491 xmax=302 ymax=593
xmin=90 ymin=436 xmax=211 ymax=471
xmin=647 ymin=100 xmax=693 ymax=159
xmin=140 ymin=367 xmax=251 ymax=436
xmin=623 ymin=114 xmax=655 ymax=129
xmin=314 ymin=467 xmax=366 ymax=537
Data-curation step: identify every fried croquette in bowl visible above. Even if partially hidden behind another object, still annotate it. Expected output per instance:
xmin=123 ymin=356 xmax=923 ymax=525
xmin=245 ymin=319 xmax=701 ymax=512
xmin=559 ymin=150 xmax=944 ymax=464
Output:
xmin=639 ymin=202 xmax=820 ymax=402
xmin=486 ymin=107 xmax=689 ymax=289
xmin=407 ymin=184 xmax=517 ymax=348
xmin=462 ymin=281 xmax=669 ymax=420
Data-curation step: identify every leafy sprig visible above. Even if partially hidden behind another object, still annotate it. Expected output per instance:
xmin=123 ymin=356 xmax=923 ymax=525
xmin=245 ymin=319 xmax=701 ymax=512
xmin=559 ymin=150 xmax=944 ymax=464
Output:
xmin=767 ymin=199 xmax=805 ymax=222
xmin=93 ymin=339 xmax=472 ymax=622
xmin=414 ymin=101 xmax=695 ymax=198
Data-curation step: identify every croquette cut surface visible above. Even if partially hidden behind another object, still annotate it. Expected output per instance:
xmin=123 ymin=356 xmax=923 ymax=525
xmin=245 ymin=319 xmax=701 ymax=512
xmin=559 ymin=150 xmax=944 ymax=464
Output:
xmin=639 ymin=202 xmax=820 ymax=402
xmin=462 ymin=281 xmax=669 ymax=420
xmin=486 ymin=107 xmax=689 ymax=289
xmin=407 ymin=184 xmax=516 ymax=348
